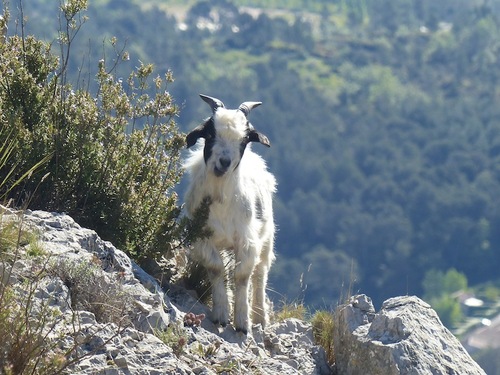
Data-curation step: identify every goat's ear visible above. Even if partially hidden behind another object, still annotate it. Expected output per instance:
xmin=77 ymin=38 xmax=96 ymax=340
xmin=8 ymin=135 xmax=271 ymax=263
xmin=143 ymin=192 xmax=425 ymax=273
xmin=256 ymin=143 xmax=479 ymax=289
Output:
xmin=249 ymin=130 xmax=271 ymax=147
xmin=186 ymin=123 xmax=207 ymax=148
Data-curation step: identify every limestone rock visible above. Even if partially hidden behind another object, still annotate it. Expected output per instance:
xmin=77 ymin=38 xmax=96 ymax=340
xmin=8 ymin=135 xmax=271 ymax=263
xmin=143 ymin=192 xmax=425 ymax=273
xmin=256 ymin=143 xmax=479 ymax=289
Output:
xmin=2 ymin=206 xmax=483 ymax=374
xmin=0 ymin=207 xmax=332 ymax=374
xmin=334 ymin=294 xmax=486 ymax=375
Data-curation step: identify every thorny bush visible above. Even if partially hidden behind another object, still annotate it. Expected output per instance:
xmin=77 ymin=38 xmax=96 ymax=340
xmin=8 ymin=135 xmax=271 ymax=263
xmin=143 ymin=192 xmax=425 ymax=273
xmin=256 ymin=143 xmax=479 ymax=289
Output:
xmin=0 ymin=1 xmax=195 ymax=263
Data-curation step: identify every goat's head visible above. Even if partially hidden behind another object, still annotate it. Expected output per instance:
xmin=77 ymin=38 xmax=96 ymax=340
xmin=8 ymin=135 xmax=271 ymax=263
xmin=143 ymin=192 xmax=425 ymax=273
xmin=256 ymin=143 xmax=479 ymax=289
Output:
xmin=186 ymin=94 xmax=271 ymax=177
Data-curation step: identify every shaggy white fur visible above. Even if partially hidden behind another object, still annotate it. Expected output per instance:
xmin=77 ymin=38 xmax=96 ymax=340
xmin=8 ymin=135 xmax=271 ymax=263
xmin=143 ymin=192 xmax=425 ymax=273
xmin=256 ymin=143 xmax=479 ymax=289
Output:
xmin=184 ymin=96 xmax=276 ymax=334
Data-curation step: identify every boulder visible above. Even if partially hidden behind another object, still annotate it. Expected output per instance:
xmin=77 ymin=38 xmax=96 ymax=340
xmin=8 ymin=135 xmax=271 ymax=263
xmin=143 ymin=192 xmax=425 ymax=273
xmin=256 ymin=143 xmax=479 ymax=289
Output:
xmin=334 ymin=294 xmax=486 ymax=375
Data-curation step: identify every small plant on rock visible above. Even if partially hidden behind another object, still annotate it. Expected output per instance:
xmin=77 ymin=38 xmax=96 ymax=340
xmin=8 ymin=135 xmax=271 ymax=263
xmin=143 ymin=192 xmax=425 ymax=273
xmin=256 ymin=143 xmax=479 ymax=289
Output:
xmin=274 ymin=299 xmax=307 ymax=322
xmin=51 ymin=258 xmax=132 ymax=326
xmin=0 ymin=215 xmax=69 ymax=374
xmin=183 ymin=312 xmax=206 ymax=327
xmin=154 ymin=323 xmax=189 ymax=358
xmin=311 ymin=310 xmax=335 ymax=365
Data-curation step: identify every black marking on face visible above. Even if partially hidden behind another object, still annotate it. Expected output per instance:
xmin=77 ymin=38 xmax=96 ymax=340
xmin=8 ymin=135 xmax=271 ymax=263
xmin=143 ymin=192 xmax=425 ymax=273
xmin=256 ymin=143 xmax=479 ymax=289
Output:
xmin=201 ymin=119 xmax=216 ymax=164
xmin=232 ymin=125 xmax=253 ymax=170
xmin=240 ymin=121 xmax=259 ymax=157
xmin=239 ymin=137 xmax=250 ymax=158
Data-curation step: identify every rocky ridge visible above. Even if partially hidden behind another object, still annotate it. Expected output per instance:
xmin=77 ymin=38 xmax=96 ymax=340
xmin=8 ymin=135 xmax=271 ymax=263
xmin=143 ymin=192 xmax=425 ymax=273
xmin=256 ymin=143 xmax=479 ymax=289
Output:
xmin=0 ymin=207 xmax=486 ymax=374
xmin=1 ymin=207 xmax=330 ymax=374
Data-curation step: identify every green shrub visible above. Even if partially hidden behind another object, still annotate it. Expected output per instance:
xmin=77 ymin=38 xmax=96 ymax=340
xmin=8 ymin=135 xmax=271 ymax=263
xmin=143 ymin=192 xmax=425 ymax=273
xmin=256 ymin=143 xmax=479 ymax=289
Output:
xmin=0 ymin=126 xmax=50 ymax=204
xmin=422 ymin=268 xmax=467 ymax=328
xmin=422 ymin=268 xmax=468 ymax=300
xmin=0 ymin=1 xmax=186 ymax=263
xmin=0 ymin=7 xmax=128 ymax=368
xmin=428 ymin=294 xmax=463 ymax=328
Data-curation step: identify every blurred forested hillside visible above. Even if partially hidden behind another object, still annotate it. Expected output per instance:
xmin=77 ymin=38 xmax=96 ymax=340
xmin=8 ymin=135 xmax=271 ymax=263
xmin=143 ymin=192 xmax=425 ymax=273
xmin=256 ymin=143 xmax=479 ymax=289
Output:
xmin=11 ymin=0 xmax=500 ymax=309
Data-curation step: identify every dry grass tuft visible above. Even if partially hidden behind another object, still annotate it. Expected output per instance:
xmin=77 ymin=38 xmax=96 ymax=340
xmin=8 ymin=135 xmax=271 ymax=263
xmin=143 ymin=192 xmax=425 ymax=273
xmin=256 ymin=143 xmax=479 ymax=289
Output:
xmin=311 ymin=310 xmax=335 ymax=365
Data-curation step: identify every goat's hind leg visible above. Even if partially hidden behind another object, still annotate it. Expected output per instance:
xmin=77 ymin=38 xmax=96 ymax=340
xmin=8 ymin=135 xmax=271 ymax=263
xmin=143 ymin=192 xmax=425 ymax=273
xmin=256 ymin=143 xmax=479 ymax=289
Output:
xmin=234 ymin=248 xmax=257 ymax=334
xmin=251 ymin=239 xmax=274 ymax=329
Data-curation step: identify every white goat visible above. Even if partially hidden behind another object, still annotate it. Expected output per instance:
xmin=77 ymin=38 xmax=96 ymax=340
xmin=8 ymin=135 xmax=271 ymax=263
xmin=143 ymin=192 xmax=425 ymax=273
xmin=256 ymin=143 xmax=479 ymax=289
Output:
xmin=184 ymin=94 xmax=276 ymax=334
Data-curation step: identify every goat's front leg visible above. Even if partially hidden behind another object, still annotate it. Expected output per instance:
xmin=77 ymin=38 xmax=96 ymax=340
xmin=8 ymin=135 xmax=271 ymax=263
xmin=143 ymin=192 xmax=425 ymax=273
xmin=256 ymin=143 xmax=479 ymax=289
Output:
xmin=194 ymin=241 xmax=230 ymax=326
xmin=234 ymin=247 xmax=257 ymax=334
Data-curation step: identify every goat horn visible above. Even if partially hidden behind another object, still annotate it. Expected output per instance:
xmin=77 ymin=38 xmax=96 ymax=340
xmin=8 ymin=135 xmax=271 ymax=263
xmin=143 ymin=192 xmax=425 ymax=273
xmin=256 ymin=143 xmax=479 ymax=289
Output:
xmin=200 ymin=94 xmax=225 ymax=113
xmin=238 ymin=101 xmax=262 ymax=117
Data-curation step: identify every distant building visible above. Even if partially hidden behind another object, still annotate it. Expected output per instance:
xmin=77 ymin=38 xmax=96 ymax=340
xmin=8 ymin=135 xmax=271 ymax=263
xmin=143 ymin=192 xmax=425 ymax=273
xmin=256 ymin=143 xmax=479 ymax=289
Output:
xmin=463 ymin=314 xmax=500 ymax=353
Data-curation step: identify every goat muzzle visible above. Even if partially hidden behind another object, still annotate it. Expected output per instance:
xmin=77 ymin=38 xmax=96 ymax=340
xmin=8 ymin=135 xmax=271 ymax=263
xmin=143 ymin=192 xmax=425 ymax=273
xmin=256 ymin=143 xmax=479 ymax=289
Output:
xmin=214 ymin=156 xmax=231 ymax=177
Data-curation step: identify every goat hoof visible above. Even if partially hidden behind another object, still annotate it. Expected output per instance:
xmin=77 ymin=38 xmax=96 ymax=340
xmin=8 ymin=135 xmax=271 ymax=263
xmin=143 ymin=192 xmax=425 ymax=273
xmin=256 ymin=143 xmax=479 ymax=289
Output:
xmin=213 ymin=320 xmax=229 ymax=328
xmin=235 ymin=327 xmax=248 ymax=335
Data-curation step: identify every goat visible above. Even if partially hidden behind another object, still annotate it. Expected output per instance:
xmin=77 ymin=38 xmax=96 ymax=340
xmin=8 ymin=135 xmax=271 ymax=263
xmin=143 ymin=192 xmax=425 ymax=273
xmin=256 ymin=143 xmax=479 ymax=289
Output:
xmin=183 ymin=94 xmax=276 ymax=334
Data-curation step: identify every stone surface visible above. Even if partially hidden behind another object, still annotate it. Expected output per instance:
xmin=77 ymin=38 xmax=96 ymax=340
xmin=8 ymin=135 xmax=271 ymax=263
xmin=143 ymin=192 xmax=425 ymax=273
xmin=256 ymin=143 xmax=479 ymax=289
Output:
xmin=334 ymin=294 xmax=486 ymax=375
xmin=1 ymin=207 xmax=486 ymax=374
xmin=0 ymin=207 xmax=332 ymax=375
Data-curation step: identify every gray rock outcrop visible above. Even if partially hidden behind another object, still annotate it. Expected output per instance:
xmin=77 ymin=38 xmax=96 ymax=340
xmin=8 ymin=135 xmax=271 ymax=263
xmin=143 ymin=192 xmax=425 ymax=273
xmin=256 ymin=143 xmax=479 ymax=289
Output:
xmin=334 ymin=294 xmax=486 ymax=375
xmin=1 ymin=207 xmax=486 ymax=374
xmin=1 ymin=207 xmax=331 ymax=374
